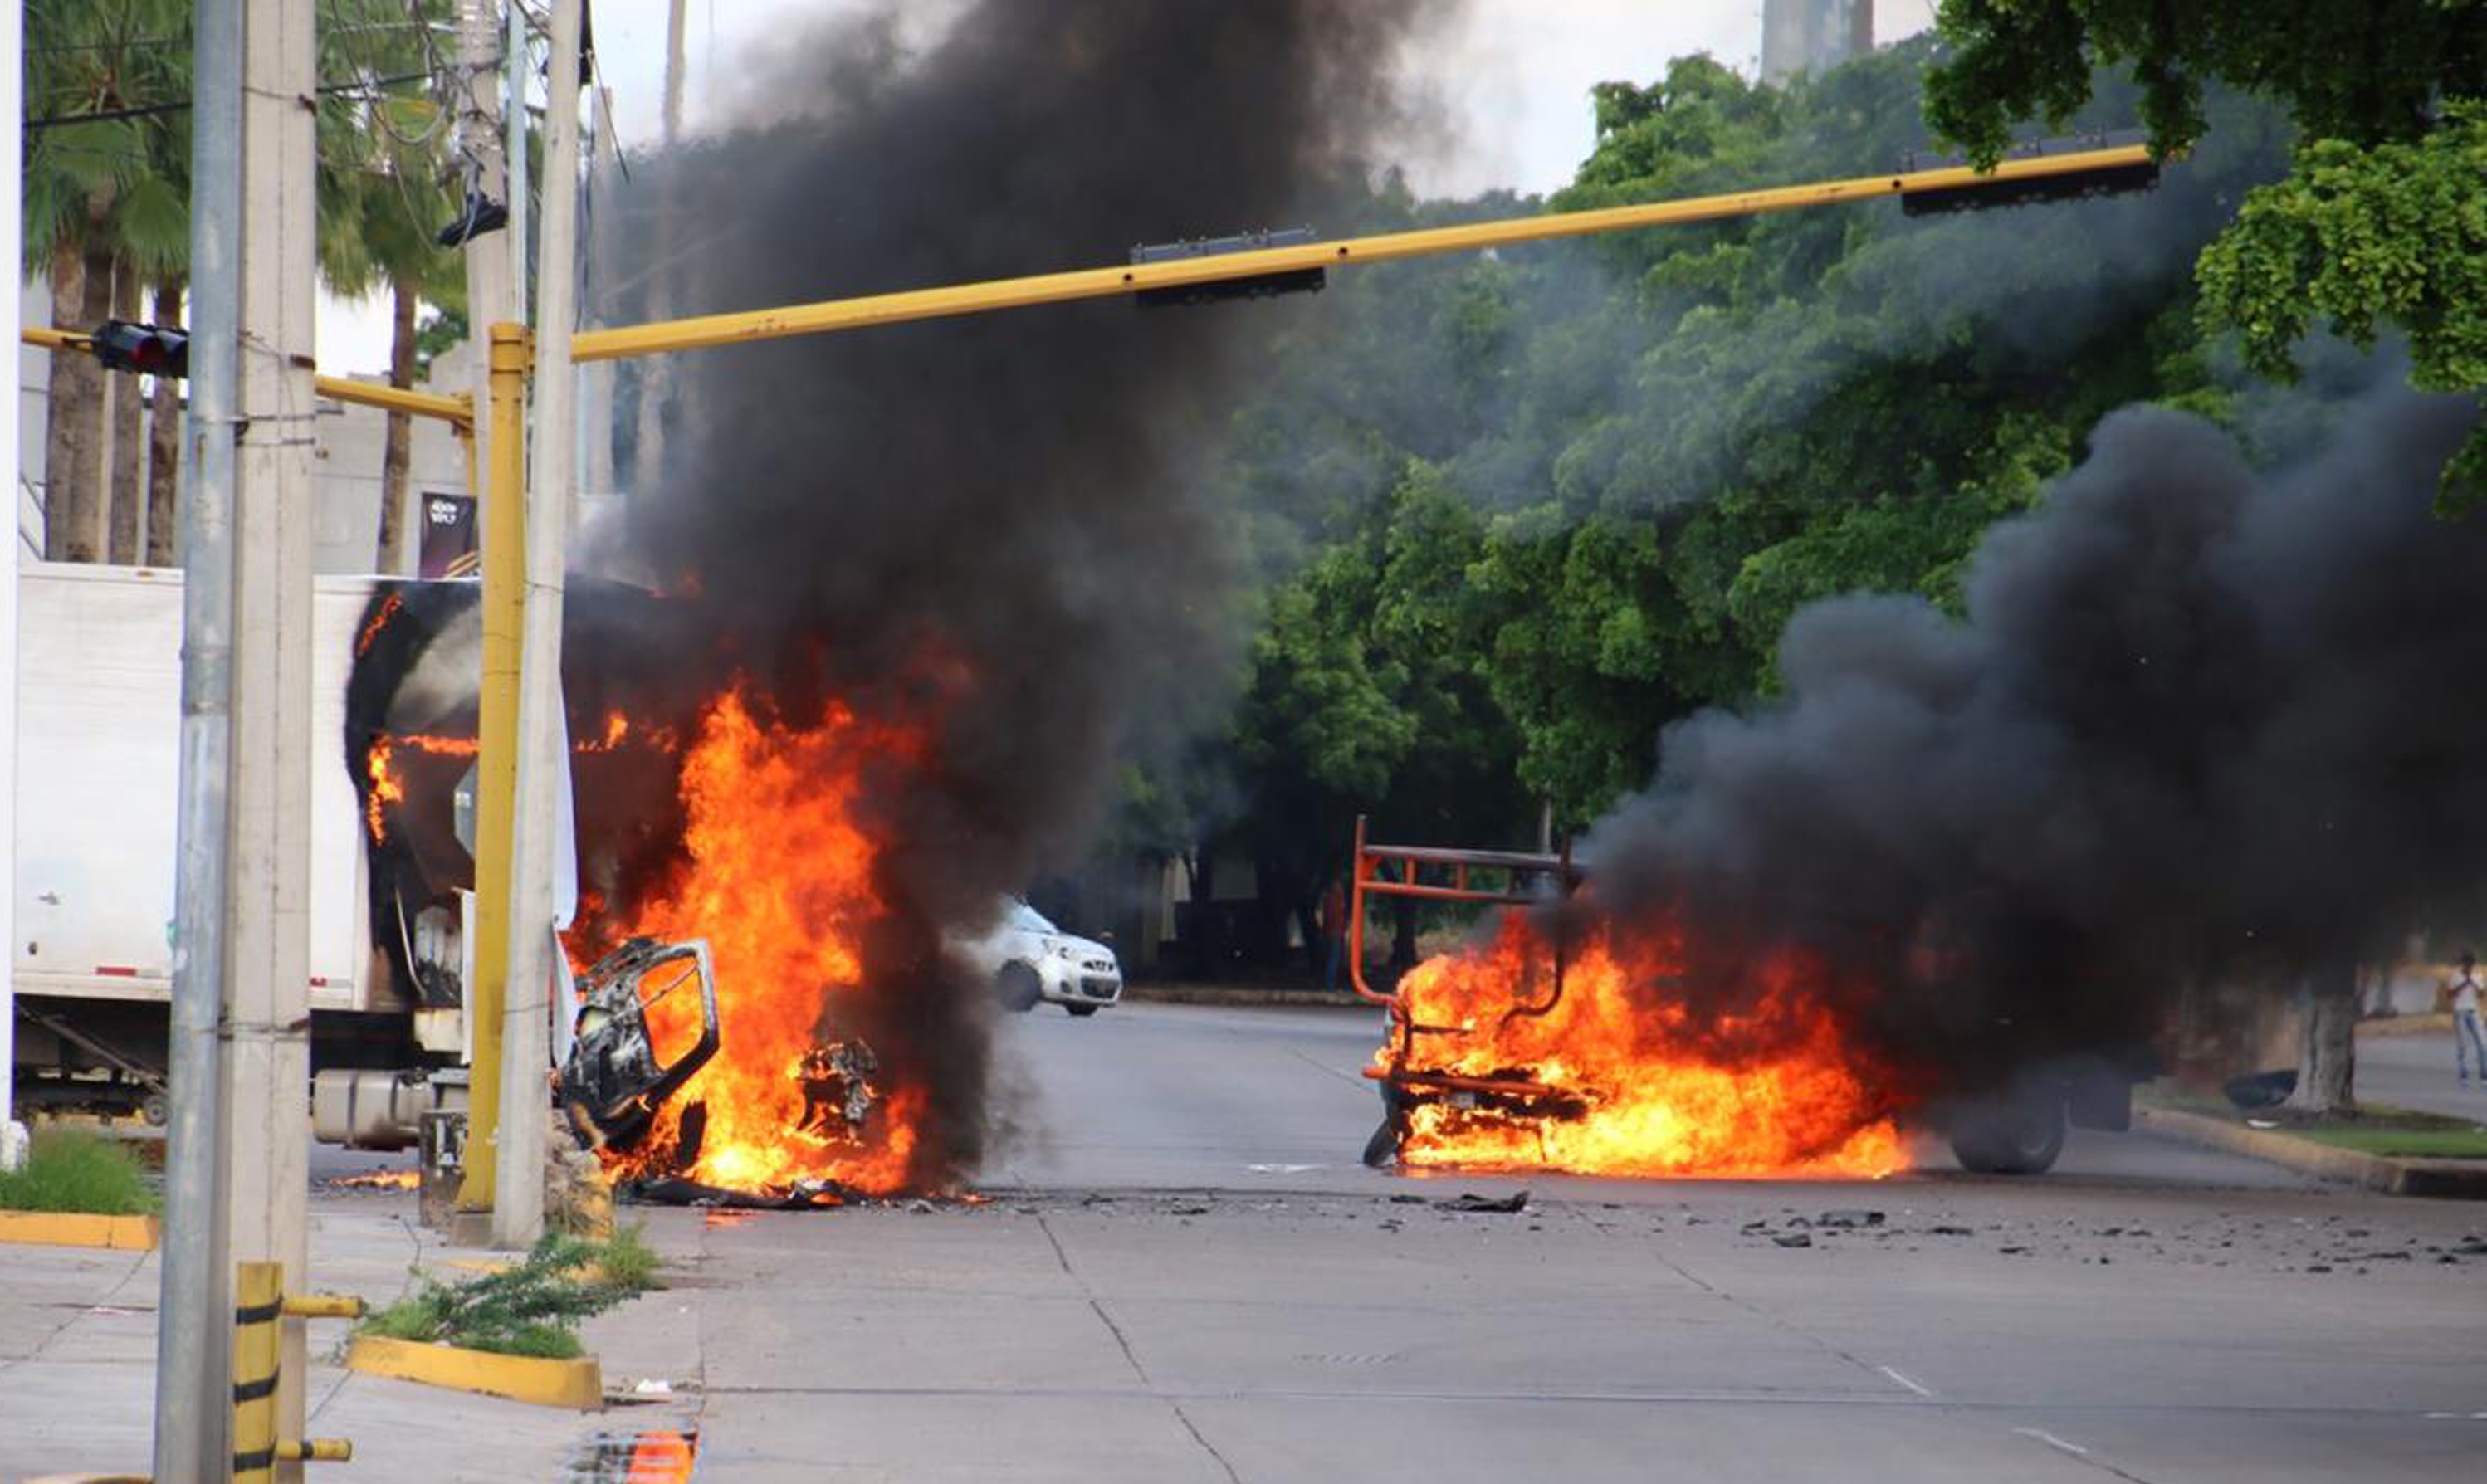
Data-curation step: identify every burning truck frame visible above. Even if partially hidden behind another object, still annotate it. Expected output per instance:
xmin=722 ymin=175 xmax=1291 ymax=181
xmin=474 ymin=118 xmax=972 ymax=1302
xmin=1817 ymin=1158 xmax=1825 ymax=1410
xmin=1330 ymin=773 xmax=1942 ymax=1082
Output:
xmin=1346 ymin=818 xmax=2147 ymax=1179
xmin=349 ymin=578 xmax=948 ymax=1205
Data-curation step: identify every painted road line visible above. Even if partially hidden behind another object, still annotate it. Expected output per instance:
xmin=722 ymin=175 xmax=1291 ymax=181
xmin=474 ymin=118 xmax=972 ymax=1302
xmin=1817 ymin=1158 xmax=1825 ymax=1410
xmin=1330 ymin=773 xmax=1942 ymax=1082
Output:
xmin=1876 ymin=1365 xmax=1934 ymax=1398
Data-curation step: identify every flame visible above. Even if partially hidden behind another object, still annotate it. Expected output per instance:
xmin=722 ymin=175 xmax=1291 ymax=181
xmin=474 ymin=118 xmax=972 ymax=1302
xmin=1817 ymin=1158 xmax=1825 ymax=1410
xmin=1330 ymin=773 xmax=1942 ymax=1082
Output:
xmin=325 ymin=1167 xmax=420 ymax=1189
xmin=1378 ymin=915 xmax=1908 ymax=1179
xmin=589 ymin=686 xmax=930 ymax=1197
xmin=364 ymin=731 xmax=478 ymax=843
xmin=355 ymin=591 xmax=404 ymax=657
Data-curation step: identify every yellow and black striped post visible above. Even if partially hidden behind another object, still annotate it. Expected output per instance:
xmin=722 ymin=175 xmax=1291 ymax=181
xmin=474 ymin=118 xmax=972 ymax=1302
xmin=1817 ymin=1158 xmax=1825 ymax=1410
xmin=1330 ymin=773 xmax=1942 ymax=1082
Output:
xmin=232 ymin=1262 xmax=362 ymax=1481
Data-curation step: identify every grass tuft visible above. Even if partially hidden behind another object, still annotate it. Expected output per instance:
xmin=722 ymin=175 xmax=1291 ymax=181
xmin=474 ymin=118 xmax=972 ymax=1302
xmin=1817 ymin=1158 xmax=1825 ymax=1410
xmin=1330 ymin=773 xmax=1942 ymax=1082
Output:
xmin=0 ymin=1129 xmax=159 ymax=1215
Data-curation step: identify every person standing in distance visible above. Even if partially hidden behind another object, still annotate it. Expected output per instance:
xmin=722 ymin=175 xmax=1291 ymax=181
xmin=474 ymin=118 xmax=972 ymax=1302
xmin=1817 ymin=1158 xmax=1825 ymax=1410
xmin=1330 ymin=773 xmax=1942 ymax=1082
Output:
xmin=2452 ymin=952 xmax=2487 ymax=1088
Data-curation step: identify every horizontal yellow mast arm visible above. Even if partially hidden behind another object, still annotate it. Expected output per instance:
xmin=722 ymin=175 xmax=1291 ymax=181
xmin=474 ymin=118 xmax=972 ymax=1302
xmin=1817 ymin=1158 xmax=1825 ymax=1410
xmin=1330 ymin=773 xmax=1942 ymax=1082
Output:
xmin=19 ymin=325 xmax=475 ymax=429
xmin=568 ymin=142 xmax=2155 ymax=364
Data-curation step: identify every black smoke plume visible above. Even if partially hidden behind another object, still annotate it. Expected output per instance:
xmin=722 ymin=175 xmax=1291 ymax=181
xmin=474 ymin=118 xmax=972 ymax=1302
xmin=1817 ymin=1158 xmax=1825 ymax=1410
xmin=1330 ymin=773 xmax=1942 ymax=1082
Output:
xmin=1568 ymin=389 xmax=2487 ymax=1097
xmin=590 ymin=1 xmax=1450 ymax=1179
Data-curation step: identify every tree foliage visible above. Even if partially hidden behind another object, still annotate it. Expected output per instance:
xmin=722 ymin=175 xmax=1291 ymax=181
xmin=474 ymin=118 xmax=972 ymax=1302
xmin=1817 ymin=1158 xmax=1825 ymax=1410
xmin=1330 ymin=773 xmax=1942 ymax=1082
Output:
xmin=1926 ymin=0 xmax=2487 ymax=508
xmin=1182 ymin=37 xmax=2292 ymax=886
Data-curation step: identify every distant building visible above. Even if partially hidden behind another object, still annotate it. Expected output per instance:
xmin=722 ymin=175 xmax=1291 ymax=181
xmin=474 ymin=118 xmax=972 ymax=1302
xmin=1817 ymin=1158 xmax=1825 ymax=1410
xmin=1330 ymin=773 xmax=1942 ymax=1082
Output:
xmin=1762 ymin=0 xmax=1873 ymax=84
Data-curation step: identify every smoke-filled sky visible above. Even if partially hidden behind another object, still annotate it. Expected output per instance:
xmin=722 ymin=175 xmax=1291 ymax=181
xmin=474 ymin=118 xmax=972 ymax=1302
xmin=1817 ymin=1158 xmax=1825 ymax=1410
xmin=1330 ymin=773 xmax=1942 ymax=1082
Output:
xmin=314 ymin=0 xmax=1941 ymax=374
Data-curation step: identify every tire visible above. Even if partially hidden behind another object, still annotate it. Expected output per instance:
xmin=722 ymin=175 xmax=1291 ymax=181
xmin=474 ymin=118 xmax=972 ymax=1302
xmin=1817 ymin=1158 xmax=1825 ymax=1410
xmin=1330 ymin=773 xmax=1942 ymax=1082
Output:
xmin=1361 ymin=1120 xmax=1397 ymax=1169
xmin=141 ymin=1093 xmax=169 ymax=1128
xmin=996 ymin=963 xmax=1043 ymax=1013
xmin=1949 ymin=1093 xmax=2066 ymax=1175
xmin=1064 ymin=1003 xmax=1100 ymax=1018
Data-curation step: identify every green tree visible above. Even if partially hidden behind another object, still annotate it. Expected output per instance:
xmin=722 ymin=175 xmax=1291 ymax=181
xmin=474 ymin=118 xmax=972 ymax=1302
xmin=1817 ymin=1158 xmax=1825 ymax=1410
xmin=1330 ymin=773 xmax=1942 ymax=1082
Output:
xmin=23 ymin=0 xmax=190 ymax=564
xmin=1925 ymin=0 xmax=2487 ymax=509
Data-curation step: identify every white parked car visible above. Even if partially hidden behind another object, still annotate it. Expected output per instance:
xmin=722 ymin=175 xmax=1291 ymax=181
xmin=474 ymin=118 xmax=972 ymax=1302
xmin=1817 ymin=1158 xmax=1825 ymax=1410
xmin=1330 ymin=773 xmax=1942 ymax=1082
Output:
xmin=957 ymin=900 xmax=1123 ymax=1016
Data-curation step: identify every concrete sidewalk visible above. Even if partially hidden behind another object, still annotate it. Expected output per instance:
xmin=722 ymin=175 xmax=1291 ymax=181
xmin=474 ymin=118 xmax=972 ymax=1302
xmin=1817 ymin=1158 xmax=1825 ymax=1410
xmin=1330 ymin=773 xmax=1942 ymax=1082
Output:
xmin=0 ymin=1188 xmax=706 ymax=1482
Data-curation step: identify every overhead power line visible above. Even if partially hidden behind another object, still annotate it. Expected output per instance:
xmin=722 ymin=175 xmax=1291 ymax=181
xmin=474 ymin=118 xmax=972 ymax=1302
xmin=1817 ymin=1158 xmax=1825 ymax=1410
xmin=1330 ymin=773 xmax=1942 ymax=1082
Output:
xmin=27 ymin=68 xmax=449 ymax=131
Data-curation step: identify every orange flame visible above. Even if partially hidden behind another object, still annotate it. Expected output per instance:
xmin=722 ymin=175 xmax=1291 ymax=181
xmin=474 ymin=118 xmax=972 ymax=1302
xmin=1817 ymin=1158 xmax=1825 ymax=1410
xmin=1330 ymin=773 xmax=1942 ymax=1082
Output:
xmin=363 ymin=731 xmax=478 ymax=843
xmin=355 ymin=591 xmax=404 ymax=658
xmin=1379 ymin=915 xmax=1908 ymax=1179
xmin=592 ymin=686 xmax=930 ymax=1197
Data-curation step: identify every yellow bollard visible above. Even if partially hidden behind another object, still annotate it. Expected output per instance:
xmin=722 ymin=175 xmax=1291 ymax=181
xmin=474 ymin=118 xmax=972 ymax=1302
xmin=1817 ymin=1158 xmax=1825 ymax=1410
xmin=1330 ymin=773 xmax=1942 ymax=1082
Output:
xmin=231 ymin=1262 xmax=283 ymax=1484
xmin=234 ymin=1262 xmax=364 ymax=1479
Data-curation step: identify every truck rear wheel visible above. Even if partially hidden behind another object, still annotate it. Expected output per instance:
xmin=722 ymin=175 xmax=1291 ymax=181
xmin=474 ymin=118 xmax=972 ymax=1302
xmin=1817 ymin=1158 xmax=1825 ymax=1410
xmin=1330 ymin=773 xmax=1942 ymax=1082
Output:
xmin=1950 ymin=1094 xmax=2066 ymax=1175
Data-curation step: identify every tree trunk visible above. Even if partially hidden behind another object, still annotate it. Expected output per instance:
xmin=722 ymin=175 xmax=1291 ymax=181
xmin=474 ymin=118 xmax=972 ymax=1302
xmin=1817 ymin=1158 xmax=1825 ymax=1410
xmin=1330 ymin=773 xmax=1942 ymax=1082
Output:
xmin=145 ymin=277 xmax=185 ymax=566
xmin=106 ymin=262 xmax=144 ymax=564
xmin=2284 ymin=963 xmax=2359 ymax=1113
xmin=1391 ymin=895 xmax=1419 ymax=974
xmin=376 ymin=277 xmax=420 ymax=574
xmin=40 ymin=239 xmax=110 ymax=563
xmin=1190 ymin=846 xmax=1219 ymax=980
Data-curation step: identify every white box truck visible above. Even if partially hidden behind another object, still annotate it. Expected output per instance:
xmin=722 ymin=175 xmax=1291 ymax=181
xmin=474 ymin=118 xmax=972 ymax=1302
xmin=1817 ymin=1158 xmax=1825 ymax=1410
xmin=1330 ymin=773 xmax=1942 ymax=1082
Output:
xmin=11 ymin=562 xmax=467 ymax=1145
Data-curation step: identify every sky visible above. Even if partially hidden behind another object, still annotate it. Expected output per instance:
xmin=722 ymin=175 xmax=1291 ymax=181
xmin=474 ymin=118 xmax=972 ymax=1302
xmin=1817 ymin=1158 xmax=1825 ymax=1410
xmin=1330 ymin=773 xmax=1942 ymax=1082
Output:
xmin=315 ymin=0 xmax=1938 ymax=375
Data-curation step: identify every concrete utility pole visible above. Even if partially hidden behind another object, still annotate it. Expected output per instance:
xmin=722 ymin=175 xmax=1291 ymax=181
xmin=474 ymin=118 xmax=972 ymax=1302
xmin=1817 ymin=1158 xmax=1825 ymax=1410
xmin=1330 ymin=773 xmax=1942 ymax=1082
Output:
xmin=223 ymin=0 xmax=322 ymax=1472
xmin=634 ymin=0 xmax=689 ymax=493
xmin=507 ymin=0 xmax=530 ymax=326
xmin=152 ymin=1 xmax=241 ymax=1473
xmin=456 ymin=0 xmax=516 ymax=1218
xmin=496 ymin=0 xmax=588 ymax=1249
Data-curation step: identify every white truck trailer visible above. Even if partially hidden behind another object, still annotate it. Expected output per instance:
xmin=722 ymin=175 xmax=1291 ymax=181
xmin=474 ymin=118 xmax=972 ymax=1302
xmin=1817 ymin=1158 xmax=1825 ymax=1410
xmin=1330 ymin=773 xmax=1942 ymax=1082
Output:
xmin=10 ymin=562 xmax=467 ymax=1145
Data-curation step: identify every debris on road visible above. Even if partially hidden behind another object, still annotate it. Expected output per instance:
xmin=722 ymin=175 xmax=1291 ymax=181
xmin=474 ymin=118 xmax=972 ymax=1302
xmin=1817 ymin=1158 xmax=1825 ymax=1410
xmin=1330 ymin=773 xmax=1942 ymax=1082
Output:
xmin=1773 ymin=1233 xmax=1815 ymax=1248
xmin=1439 ymin=1190 xmax=1531 ymax=1213
xmin=1816 ymin=1208 xmax=1885 ymax=1229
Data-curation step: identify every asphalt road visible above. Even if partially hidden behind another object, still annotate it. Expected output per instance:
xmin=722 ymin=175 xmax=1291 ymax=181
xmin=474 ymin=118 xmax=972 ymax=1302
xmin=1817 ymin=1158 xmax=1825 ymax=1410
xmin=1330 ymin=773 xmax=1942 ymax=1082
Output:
xmin=2359 ymin=1028 xmax=2487 ymax=1122
xmin=639 ymin=1002 xmax=2487 ymax=1483
xmin=983 ymin=1000 xmax=2318 ymax=1194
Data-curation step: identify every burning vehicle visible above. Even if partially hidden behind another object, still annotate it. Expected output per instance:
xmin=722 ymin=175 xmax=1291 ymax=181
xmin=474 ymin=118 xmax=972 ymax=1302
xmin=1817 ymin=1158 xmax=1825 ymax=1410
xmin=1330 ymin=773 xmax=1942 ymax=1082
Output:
xmin=349 ymin=580 xmax=959 ymax=1203
xmin=1347 ymin=819 xmax=2143 ymax=1179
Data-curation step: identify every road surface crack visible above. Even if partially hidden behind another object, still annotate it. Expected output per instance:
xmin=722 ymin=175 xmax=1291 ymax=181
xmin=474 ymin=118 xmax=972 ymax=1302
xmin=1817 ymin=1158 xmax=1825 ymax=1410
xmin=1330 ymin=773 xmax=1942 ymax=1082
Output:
xmin=1037 ymin=1211 xmax=1243 ymax=1482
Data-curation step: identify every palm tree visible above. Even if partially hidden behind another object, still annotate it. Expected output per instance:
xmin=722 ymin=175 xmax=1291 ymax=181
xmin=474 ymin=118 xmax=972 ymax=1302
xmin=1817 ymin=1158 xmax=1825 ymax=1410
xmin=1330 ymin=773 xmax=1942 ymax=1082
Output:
xmin=26 ymin=3 xmax=150 ymax=560
xmin=318 ymin=0 xmax=465 ymax=573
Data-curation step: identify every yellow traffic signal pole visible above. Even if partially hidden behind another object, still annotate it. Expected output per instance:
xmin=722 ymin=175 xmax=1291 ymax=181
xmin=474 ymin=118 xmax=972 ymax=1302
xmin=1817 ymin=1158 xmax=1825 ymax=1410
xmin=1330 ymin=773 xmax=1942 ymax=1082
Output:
xmin=569 ymin=142 xmax=2152 ymax=361
xmin=457 ymin=322 xmax=534 ymax=1217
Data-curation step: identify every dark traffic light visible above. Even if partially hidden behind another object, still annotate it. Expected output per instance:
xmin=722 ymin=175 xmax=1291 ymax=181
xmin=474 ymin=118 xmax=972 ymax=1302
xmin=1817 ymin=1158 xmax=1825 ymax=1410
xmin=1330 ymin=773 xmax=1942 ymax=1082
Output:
xmin=1899 ymin=129 xmax=2160 ymax=217
xmin=90 ymin=320 xmax=189 ymax=379
xmin=1131 ymin=227 xmax=1327 ymax=308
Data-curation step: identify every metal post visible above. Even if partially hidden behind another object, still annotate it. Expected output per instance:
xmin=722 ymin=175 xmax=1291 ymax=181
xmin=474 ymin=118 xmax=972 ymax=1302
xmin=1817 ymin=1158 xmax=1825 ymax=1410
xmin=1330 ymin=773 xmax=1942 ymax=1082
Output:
xmin=506 ymin=0 xmax=530 ymax=326
xmin=153 ymin=1 xmax=242 ymax=1476
xmin=460 ymin=323 xmax=530 ymax=1216
xmin=496 ymin=0 xmax=584 ymax=1248
xmin=457 ymin=0 xmax=513 ymax=501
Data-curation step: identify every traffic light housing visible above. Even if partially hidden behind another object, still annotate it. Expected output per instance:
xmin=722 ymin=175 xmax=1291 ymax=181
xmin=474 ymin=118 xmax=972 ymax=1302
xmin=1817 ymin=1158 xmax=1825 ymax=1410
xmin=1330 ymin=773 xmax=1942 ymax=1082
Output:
xmin=1899 ymin=129 xmax=2160 ymax=217
xmin=1131 ymin=226 xmax=1327 ymax=308
xmin=90 ymin=320 xmax=189 ymax=379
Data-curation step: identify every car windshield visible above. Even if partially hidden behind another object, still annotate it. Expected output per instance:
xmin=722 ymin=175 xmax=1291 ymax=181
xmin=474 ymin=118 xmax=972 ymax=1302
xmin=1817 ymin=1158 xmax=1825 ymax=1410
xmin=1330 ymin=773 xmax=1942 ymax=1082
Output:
xmin=1006 ymin=901 xmax=1057 ymax=934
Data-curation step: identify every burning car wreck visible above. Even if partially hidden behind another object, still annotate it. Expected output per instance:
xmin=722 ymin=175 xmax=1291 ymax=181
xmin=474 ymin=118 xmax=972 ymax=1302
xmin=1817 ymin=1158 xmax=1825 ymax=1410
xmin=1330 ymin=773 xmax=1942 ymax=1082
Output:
xmin=1346 ymin=818 xmax=2146 ymax=1179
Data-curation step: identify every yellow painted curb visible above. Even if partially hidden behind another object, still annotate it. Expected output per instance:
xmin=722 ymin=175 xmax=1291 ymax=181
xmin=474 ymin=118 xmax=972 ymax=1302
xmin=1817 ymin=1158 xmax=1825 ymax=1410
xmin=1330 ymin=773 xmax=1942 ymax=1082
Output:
xmin=0 ymin=1209 xmax=161 ymax=1250
xmin=345 ymin=1334 xmax=604 ymax=1409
